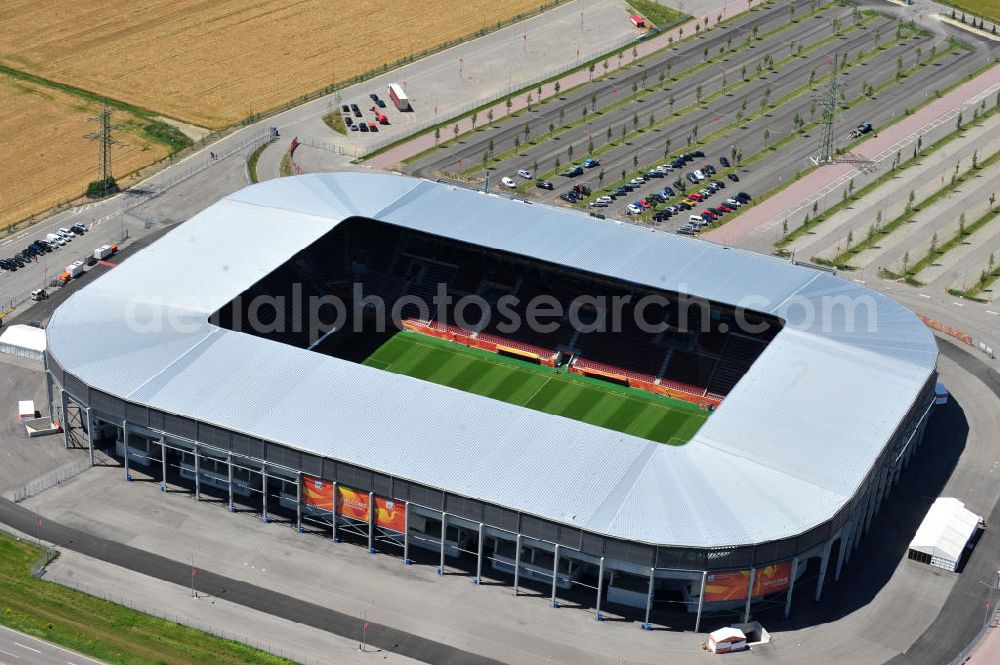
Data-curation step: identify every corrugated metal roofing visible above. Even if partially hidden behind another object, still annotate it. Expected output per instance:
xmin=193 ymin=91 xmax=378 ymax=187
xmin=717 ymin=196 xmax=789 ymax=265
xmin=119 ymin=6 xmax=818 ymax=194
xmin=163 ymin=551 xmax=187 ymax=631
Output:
xmin=45 ymin=173 xmax=937 ymax=547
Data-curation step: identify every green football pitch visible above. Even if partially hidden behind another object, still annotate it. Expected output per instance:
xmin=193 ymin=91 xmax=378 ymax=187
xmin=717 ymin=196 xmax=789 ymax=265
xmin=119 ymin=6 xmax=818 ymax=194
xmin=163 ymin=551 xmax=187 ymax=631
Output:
xmin=362 ymin=331 xmax=709 ymax=445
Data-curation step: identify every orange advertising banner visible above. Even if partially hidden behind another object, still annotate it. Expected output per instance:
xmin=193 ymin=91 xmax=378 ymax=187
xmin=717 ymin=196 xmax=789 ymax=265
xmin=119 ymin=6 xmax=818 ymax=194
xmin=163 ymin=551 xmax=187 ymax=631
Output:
xmin=337 ymin=485 xmax=370 ymax=522
xmin=752 ymin=560 xmax=793 ymax=596
xmin=374 ymin=496 xmax=406 ymax=532
xmin=301 ymin=475 xmax=334 ymax=512
xmin=703 ymin=570 xmax=750 ymax=603
xmin=704 ymin=561 xmax=793 ymax=603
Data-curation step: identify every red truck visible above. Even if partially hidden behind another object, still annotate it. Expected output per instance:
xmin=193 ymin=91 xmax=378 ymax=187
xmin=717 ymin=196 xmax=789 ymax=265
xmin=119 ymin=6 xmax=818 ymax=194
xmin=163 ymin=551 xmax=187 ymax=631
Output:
xmin=370 ymin=107 xmax=389 ymax=125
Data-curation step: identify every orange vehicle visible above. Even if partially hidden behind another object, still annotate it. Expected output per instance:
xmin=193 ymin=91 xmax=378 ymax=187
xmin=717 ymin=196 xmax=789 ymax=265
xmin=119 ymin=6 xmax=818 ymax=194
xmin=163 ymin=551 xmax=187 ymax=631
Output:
xmin=370 ymin=108 xmax=389 ymax=124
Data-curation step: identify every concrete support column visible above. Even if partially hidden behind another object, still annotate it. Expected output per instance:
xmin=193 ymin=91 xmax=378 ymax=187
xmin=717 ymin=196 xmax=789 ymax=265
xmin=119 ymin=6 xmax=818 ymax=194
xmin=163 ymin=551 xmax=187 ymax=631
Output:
xmin=743 ymin=567 xmax=756 ymax=623
xmin=596 ymin=557 xmax=606 ymax=621
xmin=262 ymin=470 xmax=269 ymax=523
xmin=331 ymin=481 xmax=339 ymax=542
xmin=834 ymin=524 xmax=850 ymax=582
xmin=160 ymin=439 xmax=167 ymax=492
xmin=84 ymin=406 xmax=94 ymax=466
xmin=643 ymin=567 xmax=655 ymax=629
xmin=873 ymin=468 xmax=888 ymax=517
xmin=815 ymin=538 xmax=834 ymax=602
xmin=367 ymin=491 xmax=375 ymax=552
xmin=513 ymin=534 xmax=522 ymax=596
xmin=437 ymin=513 xmax=447 ymax=575
xmin=296 ymin=476 xmax=304 ymax=533
xmin=59 ymin=390 xmax=69 ymax=449
xmin=474 ymin=522 xmax=484 ymax=584
xmin=227 ymin=455 xmax=235 ymax=512
xmin=783 ymin=557 xmax=799 ymax=619
xmin=193 ymin=447 xmax=201 ymax=501
xmin=695 ymin=571 xmax=707 ymax=632
xmin=122 ymin=420 xmax=131 ymax=480
xmin=550 ymin=544 xmax=561 ymax=608
xmin=403 ymin=500 xmax=411 ymax=564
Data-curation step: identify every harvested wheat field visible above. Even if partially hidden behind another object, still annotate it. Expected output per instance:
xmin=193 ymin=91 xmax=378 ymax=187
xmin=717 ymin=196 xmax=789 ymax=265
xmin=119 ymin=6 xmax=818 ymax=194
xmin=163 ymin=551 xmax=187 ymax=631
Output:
xmin=0 ymin=74 xmax=169 ymax=230
xmin=0 ymin=0 xmax=551 ymax=130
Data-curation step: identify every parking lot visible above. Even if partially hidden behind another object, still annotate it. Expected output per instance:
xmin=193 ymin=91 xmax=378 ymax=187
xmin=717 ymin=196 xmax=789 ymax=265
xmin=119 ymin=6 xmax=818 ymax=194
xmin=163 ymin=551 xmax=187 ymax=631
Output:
xmin=405 ymin=0 xmax=994 ymax=237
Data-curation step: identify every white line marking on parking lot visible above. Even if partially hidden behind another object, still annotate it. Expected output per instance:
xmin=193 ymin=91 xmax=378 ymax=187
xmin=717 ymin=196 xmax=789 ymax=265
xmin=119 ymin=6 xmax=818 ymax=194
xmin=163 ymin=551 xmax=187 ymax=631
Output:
xmin=952 ymin=301 xmax=965 ymax=307
xmin=987 ymin=310 xmax=998 ymax=317
xmin=13 ymin=644 xmax=40 ymax=654
xmin=0 ymin=648 xmax=21 ymax=659
xmin=919 ymin=293 xmax=931 ymax=299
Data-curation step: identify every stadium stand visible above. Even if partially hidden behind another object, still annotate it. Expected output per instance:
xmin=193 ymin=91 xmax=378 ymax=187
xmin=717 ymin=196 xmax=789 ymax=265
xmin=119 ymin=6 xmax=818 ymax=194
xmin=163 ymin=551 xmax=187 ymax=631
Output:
xmin=213 ymin=217 xmax=780 ymax=399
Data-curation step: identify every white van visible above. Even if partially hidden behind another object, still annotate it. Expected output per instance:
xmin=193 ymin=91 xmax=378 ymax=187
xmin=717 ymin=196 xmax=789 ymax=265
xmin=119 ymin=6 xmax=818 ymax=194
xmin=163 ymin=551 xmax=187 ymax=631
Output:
xmin=46 ymin=233 xmax=65 ymax=246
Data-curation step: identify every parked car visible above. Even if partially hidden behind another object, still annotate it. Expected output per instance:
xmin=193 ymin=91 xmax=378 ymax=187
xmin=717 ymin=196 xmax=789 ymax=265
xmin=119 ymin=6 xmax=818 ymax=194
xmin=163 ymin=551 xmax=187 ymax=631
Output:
xmin=719 ymin=156 xmax=731 ymax=168
xmin=583 ymin=158 xmax=600 ymax=168
xmin=562 ymin=165 xmax=584 ymax=177
xmin=704 ymin=165 xmax=717 ymax=175
xmin=368 ymin=122 xmax=378 ymax=132
xmin=536 ymin=180 xmax=554 ymax=190
xmin=375 ymin=98 xmax=386 ymax=108
xmin=517 ymin=169 xmax=532 ymax=179
xmin=369 ymin=93 xmax=380 ymax=102
xmin=349 ymin=124 xmax=359 ymax=132
xmin=341 ymin=104 xmax=350 ymax=113
xmin=501 ymin=177 xmax=517 ymax=188
xmin=359 ymin=123 xmax=369 ymax=132
xmin=351 ymin=104 xmax=362 ymax=117
xmin=727 ymin=173 xmax=740 ymax=182
xmin=71 ymin=223 xmax=87 ymax=234
xmin=626 ymin=203 xmax=643 ymax=215
xmin=692 ymin=150 xmax=705 ymax=158
xmin=588 ymin=201 xmax=608 ymax=208
xmin=737 ymin=192 xmax=753 ymax=202
xmin=344 ymin=116 xmax=354 ymax=126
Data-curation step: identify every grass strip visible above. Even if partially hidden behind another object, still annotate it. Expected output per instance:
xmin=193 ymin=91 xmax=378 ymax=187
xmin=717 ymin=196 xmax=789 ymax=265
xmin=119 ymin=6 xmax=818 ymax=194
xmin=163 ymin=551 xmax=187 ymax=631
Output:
xmin=322 ymin=111 xmax=346 ymax=135
xmin=817 ymin=143 xmax=1000 ymax=269
xmin=0 ymin=532 xmax=294 ymax=665
xmin=901 ymin=204 xmax=1000 ymax=285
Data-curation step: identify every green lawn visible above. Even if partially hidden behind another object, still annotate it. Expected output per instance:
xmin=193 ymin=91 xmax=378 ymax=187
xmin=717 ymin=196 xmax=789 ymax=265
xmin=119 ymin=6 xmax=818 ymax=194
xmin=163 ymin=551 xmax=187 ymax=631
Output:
xmin=625 ymin=0 xmax=687 ymax=30
xmin=364 ymin=332 xmax=708 ymax=444
xmin=0 ymin=533 xmax=294 ymax=665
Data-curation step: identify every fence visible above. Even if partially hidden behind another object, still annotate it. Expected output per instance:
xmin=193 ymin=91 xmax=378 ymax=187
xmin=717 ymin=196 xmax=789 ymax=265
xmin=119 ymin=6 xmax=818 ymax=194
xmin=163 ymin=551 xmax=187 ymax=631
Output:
xmin=3 ymin=456 xmax=95 ymax=503
xmin=42 ymin=572 xmax=332 ymax=665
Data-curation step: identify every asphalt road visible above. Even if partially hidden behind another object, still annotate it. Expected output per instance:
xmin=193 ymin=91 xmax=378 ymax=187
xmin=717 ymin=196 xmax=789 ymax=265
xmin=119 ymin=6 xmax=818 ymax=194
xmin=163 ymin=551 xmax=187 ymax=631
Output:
xmin=407 ymin=2 xmax=996 ymax=231
xmin=0 ymin=625 xmax=104 ymax=665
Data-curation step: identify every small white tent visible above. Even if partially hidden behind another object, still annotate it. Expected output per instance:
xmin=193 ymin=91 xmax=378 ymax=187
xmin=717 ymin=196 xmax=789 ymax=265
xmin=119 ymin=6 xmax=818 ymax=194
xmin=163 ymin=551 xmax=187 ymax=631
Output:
xmin=0 ymin=324 xmax=46 ymax=360
xmin=708 ymin=626 xmax=747 ymax=653
xmin=908 ymin=497 xmax=982 ymax=572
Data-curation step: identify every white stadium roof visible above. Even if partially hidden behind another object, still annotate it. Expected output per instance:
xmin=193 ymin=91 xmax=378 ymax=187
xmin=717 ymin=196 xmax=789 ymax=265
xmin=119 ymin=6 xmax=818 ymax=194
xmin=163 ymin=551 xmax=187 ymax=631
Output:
xmin=45 ymin=173 xmax=938 ymax=548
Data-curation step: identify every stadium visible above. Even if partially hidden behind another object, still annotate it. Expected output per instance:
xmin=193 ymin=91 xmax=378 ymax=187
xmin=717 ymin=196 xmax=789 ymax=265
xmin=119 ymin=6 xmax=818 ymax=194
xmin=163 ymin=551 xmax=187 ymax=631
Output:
xmin=43 ymin=173 xmax=939 ymax=629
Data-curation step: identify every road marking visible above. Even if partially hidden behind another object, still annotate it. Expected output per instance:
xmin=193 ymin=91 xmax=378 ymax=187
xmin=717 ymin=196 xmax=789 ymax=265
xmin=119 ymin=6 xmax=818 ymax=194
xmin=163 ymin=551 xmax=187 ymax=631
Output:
xmin=0 ymin=648 xmax=21 ymax=659
xmin=952 ymin=301 xmax=964 ymax=307
xmin=13 ymin=643 xmax=40 ymax=654
xmin=919 ymin=293 xmax=931 ymax=299
xmin=987 ymin=310 xmax=998 ymax=317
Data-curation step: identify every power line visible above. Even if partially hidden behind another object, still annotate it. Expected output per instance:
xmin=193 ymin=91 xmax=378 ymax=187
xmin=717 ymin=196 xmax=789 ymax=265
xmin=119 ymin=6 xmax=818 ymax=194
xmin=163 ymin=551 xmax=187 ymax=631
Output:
xmin=85 ymin=99 xmax=122 ymax=196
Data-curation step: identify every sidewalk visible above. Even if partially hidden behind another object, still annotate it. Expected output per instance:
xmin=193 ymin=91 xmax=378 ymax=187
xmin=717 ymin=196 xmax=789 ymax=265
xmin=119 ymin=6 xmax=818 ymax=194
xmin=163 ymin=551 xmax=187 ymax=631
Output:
xmin=366 ymin=0 xmax=752 ymax=170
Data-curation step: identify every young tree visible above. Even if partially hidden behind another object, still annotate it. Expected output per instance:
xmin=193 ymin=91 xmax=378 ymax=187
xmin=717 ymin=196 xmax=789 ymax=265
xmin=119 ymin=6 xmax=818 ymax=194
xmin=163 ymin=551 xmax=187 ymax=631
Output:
xmin=555 ymin=156 xmax=561 ymax=169
xmin=664 ymin=138 xmax=672 ymax=157
xmin=903 ymin=250 xmax=910 ymax=273
xmin=549 ymin=121 xmax=555 ymax=135
xmin=632 ymin=80 xmax=639 ymax=95
xmin=846 ymin=230 xmax=853 ymax=250
xmin=481 ymin=150 xmax=488 ymax=167
xmin=568 ymin=144 xmax=574 ymax=161
xmin=505 ymin=97 xmax=513 ymax=116
xmin=633 ymin=153 xmax=639 ymax=169
xmin=526 ymin=93 xmax=533 ymax=111
xmin=740 ymin=63 xmax=747 ymax=81
xmin=648 ymin=113 xmax=655 ymax=130
xmin=588 ymin=62 xmax=596 ymax=81
xmin=669 ymin=95 xmax=676 ymax=115
xmin=598 ymin=169 xmax=605 ymax=186
xmin=782 ymin=219 xmax=789 ymax=238
xmin=959 ymin=212 xmax=966 ymax=235
xmin=606 ymin=125 xmax=613 ymax=143
xmin=632 ymin=112 xmax=639 ymax=131
xmin=486 ymin=108 xmax=494 ymax=124
xmin=762 ymin=127 xmax=770 ymax=149
xmin=696 ymin=83 xmax=703 ymax=103
xmin=488 ymin=138 xmax=494 ymax=155
xmin=554 ymin=81 xmax=561 ymax=95
xmin=434 ymin=126 xmax=441 ymax=145
xmin=929 ymin=232 xmax=938 ymax=256
xmin=591 ymin=93 xmax=598 ymax=113
xmin=621 ymin=125 xmax=627 ymax=141
xmin=471 ymin=111 xmax=478 ymax=129
xmin=453 ymin=123 xmax=459 ymax=138
xmin=514 ymin=135 xmax=520 ymax=151
xmin=588 ymin=139 xmax=594 ymax=154
xmin=524 ymin=123 xmax=531 ymax=141
xmin=603 ymin=59 xmax=609 ymax=75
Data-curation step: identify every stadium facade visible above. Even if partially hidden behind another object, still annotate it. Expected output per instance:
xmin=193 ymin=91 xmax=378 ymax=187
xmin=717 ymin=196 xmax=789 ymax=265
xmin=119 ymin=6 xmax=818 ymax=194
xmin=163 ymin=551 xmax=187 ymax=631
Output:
xmin=44 ymin=173 xmax=938 ymax=629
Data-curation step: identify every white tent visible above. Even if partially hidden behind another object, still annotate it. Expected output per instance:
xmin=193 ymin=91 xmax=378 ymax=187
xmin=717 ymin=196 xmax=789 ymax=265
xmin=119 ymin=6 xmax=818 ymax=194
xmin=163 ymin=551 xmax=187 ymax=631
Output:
xmin=0 ymin=325 xmax=46 ymax=361
xmin=708 ymin=626 xmax=747 ymax=653
xmin=908 ymin=497 xmax=982 ymax=572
